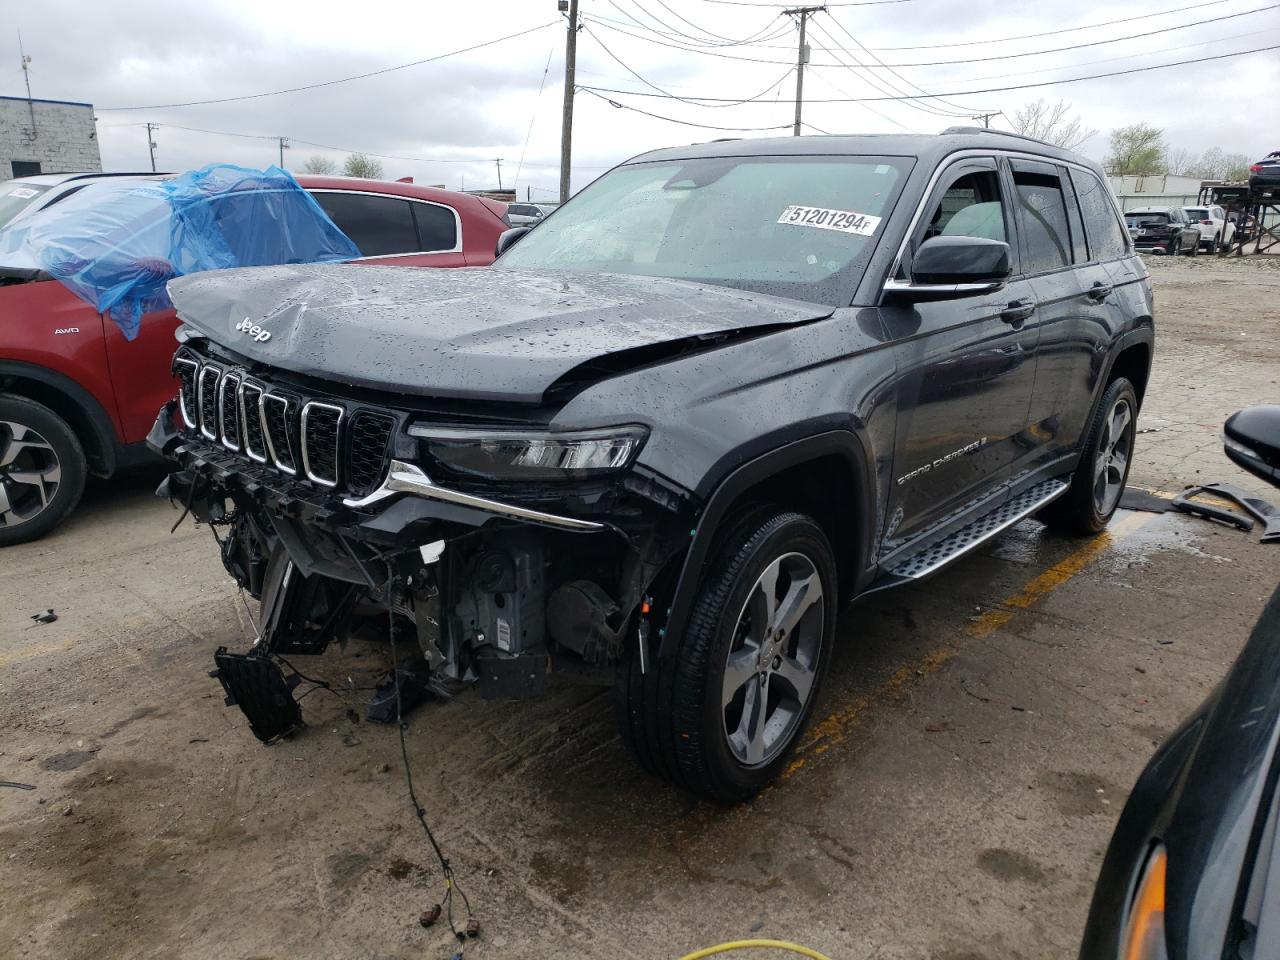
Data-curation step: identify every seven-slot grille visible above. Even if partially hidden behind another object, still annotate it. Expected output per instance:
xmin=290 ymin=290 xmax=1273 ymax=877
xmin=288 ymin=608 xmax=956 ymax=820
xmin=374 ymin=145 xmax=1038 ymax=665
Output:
xmin=175 ymin=351 xmax=395 ymax=495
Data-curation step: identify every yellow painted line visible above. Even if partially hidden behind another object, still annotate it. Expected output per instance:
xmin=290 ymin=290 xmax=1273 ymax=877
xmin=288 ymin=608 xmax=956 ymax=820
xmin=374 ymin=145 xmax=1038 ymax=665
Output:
xmin=964 ymin=510 xmax=1150 ymax=639
xmin=782 ymin=509 xmax=1155 ymax=781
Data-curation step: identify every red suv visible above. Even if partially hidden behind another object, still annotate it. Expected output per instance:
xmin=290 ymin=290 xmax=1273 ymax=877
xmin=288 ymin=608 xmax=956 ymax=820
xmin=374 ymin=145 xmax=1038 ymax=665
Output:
xmin=0 ymin=176 xmax=509 ymax=545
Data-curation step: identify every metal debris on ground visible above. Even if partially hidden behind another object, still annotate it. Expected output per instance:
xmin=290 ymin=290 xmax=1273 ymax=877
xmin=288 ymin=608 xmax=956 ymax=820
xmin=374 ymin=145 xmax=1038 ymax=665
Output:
xmin=29 ymin=609 xmax=57 ymax=624
xmin=1173 ymin=482 xmax=1280 ymax=541
xmin=0 ymin=781 xmax=36 ymax=790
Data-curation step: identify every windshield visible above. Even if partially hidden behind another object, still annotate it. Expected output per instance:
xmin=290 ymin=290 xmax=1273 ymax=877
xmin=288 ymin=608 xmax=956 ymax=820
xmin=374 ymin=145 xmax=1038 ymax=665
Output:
xmin=0 ymin=181 xmax=53 ymax=230
xmin=497 ymin=155 xmax=911 ymax=305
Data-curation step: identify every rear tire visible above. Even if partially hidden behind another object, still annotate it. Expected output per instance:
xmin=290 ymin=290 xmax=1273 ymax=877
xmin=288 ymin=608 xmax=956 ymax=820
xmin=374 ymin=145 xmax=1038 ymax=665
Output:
xmin=616 ymin=508 xmax=837 ymax=804
xmin=1040 ymin=378 xmax=1138 ymax=537
xmin=1188 ymin=235 xmax=1199 ymax=256
xmin=0 ymin=395 xmax=87 ymax=547
xmin=1167 ymin=240 xmax=1178 ymax=257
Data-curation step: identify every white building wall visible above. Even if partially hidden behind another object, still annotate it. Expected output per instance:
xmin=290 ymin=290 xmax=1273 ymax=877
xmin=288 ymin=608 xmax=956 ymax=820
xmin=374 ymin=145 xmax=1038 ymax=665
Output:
xmin=1107 ymin=174 xmax=1204 ymax=211
xmin=0 ymin=96 xmax=102 ymax=178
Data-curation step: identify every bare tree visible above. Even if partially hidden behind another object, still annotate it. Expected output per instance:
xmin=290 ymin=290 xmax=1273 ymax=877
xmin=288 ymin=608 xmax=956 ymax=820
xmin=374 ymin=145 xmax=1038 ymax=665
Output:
xmin=342 ymin=153 xmax=384 ymax=179
xmin=1163 ymin=146 xmax=1194 ymax=176
xmin=302 ymin=155 xmax=337 ymax=175
xmin=1011 ymin=98 xmax=1097 ymax=150
xmin=1105 ymin=123 xmax=1165 ymax=177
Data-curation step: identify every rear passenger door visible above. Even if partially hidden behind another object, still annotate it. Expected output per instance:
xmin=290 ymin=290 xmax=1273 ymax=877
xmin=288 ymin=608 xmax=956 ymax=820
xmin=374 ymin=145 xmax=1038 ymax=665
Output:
xmin=308 ymin=190 xmax=467 ymax=267
xmin=880 ymin=156 xmax=1040 ymax=551
xmin=1012 ymin=160 xmax=1120 ymax=475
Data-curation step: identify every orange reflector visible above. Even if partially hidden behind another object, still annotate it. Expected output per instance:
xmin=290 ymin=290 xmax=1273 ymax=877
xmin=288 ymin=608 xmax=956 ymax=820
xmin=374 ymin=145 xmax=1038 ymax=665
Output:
xmin=641 ymin=601 xmax=651 ymax=615
xmin=1123 ymin=846 xmax=1168 ymax=960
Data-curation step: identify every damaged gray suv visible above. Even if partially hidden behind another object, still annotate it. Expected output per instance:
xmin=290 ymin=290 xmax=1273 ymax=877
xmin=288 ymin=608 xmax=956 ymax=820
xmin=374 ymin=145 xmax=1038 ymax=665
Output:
xmin=150 ymin=129 xmax=1153 ymax=802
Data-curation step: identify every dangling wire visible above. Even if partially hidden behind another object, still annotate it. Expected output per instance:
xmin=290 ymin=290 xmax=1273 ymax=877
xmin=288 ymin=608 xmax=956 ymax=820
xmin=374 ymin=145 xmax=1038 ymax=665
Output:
xmin=384 ymin=558 xmax=475 ymax=951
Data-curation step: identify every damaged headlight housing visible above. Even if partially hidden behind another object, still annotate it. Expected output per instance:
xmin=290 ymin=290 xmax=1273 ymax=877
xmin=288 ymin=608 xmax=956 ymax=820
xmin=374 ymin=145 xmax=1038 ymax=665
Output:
xmin=411 ymin=424 xmax=648 ymax=480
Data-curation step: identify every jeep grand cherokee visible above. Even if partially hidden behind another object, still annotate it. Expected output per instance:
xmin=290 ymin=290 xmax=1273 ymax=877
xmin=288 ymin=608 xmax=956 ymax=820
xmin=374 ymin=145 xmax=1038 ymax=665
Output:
xmin=149 ymin=129 xmax=1153 ymax=803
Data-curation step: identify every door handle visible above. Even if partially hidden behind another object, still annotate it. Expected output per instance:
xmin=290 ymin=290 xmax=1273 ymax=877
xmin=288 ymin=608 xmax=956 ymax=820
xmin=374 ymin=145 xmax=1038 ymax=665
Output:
xmin=1000 ymin=299 xmax=1036 ymax=325
xmin=1087 ymin=281 xmax=1114 ymax=302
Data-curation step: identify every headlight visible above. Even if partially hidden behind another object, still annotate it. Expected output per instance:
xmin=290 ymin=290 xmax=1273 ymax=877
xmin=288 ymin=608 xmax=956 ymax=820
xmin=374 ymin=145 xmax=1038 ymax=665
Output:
xmin=1122 ymin=845 xmax=1168 ymax=960
xmin=410 ymin=425 xmax=648 ymax=480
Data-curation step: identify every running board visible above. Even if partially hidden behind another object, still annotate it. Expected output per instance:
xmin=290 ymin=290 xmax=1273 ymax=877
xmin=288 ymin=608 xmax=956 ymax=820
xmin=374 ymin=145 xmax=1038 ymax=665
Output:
xmin=889 ymin=478 xmax=1070 ymax=580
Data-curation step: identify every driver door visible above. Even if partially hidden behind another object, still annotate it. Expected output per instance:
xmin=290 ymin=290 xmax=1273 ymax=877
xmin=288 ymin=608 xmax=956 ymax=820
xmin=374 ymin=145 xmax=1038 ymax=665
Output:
xmin=879 ymin=156 xmax=1041 ymax=552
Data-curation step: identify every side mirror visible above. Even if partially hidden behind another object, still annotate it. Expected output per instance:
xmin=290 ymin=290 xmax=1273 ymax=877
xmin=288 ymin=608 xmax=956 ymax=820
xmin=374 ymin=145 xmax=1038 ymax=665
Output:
xmin=884 ymin=236 xmax=1011 ymax=301
xmin=495 ymin=227 xmax=531 ymax=259
xmin=1224 ymin=405 xmax=1280 ymax=488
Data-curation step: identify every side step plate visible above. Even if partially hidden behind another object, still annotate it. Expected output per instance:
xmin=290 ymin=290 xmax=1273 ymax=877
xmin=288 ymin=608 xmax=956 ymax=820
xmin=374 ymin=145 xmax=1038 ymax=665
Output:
xmin=890 ymin=478 xmax=1069 ymax=580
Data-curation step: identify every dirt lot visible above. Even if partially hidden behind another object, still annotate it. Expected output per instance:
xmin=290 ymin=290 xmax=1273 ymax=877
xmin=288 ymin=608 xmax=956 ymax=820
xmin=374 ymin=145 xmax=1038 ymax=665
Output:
xmin=2 ymin=255 xmax=1278 ymax=960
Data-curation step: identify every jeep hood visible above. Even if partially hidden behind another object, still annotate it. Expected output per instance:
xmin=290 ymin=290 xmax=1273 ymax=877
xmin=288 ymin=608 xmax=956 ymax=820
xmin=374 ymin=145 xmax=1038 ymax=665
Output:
xmin=167 ymin=263 xmax=832 ymax=403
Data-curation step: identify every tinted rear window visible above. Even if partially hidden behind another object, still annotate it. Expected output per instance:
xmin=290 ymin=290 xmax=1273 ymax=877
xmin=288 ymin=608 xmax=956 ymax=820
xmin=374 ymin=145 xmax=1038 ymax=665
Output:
xmin=1186 ymin=209 xmax=1209 ymax=219
xmin=1126 ymin=212 xmax=1169 ymax=224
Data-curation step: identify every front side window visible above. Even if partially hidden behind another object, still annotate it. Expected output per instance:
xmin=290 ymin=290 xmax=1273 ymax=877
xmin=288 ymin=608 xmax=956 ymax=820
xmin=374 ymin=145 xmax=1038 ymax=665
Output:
xmin=497 ymin=155 xmax=911 ymax=306
xmin=1012 ymin=170 xmax=1072 ymax=273
xmin=920 ymin=169 xmax=1007 ymax=244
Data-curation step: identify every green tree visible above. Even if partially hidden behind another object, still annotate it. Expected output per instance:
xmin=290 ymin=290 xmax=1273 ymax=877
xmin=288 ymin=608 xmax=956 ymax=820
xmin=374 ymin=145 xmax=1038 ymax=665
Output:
xmin=1106 ymin=123 xmax=1165 ymax=176
xmin=302 ymin=155 xmax=337 ymax=175
xmin=342 ymin=153 xmax=383 ymax=179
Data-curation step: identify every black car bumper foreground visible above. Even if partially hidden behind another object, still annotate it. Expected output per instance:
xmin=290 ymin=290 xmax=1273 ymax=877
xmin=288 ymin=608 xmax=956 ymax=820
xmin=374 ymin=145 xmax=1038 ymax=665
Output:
xmin=148 ymin=401 xmax=691 ymax=739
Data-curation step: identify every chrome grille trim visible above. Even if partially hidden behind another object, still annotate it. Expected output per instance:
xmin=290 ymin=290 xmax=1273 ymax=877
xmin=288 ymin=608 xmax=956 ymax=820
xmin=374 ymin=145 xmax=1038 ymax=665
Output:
xmin=218 ymin=372 xmax=242 ymax=451
xmin=260 ymin=392 xmax=297 ymax=475
xmin=197 ymin=365 xmax=222 ymax=441
xmin=238 ymin=380 xmax=268 ymax=463
xmin=301 ymin=400 xmax=344 ymax=488
xmin=174 ymin=356 xmax=200 ymax=429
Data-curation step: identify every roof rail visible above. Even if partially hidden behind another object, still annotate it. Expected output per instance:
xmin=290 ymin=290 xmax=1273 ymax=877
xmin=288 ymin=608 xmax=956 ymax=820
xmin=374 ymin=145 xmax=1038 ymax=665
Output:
xmin=43 ymin=171 xmax=171 ymax=181
xmin=940 ymin=126 xmax=1059 ymax=149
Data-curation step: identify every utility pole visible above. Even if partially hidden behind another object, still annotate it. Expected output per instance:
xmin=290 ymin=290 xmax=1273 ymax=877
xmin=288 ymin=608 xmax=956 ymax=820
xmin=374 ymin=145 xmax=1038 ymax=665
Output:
xmin=18 ymin=29 xmax=36 ymax=138
xmin=494 ymin=158 xmax=504 ymax=191
xmin=970 ymin=112 xmax=1000 ymax=129
xmin=559 ymin=0 xmax=579 ymax=204
xmin=277 ymin=136 xmax=289 ymax=167
xmin=784 ymin=6 xmax=825 ymax=137
xmin=146 ymin=122 xmax=159 ymax=173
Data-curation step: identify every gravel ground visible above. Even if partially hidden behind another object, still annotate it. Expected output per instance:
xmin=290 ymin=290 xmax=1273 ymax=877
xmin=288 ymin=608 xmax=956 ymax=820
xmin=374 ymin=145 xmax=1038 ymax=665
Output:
xmin=1 ymin=254 xmax=1277 ymax=960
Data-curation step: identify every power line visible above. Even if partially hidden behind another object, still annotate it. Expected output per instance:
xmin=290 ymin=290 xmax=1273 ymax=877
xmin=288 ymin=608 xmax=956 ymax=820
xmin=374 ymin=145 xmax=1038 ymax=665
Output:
xmin=514 ymin=44 xmax=557 ymax=191
xmin=805 ymin=66 xmax=921 ymax=132
xmin=852 ymin=0 xmax=1238 ymax=50
xmin=692 ymin=0 xmax=919 ymax=7
xmin=815 ymin=13 xmax=978 ymax=115
xmin=98 ymin=21 xmax=559 ymax=111
xmin=584 ymin=22 xmax=795 ymax=107
xmin=99 ymin=121 xmax=610 ymax=170
xmin=804 ymin=19 xmax=969 ymax=120
xmin=581 ymin=4 xmax=1278 ymax=67
xmin=608 ymin=0 xmax=787 ymax=48
xmin=579 ymin=86 xmax=793 ymax=131
xmin=578 ymin=40 xmax=1280 ymax=103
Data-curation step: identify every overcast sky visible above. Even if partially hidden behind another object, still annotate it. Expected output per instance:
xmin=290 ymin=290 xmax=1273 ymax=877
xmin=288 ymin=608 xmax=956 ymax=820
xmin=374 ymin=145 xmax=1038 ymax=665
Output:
xmin=11 ymin=0 xmax=1280 ymax=198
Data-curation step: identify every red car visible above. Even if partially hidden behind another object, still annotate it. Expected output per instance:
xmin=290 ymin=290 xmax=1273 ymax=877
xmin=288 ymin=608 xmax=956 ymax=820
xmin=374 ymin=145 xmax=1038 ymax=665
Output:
xmin=0 ymin=176 xmax=509 ymax=545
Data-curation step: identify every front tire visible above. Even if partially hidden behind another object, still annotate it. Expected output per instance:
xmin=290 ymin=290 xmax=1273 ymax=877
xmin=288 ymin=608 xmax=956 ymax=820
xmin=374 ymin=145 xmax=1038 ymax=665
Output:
xmin=0 ymin=395 xmax=87 ymax=546
xmin=617 ymin=509 xmax=837 ymax=804
xmin=1041 ymin=378 xmax=1138 ymax=536
xmin=1188 ymin=235 xmax=1199 ymax=256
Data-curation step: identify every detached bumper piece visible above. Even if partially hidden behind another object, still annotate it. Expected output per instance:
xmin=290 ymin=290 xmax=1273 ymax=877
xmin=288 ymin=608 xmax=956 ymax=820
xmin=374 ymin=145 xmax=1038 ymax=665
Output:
xmin=211 ymin=647 xmax=303 ymax=743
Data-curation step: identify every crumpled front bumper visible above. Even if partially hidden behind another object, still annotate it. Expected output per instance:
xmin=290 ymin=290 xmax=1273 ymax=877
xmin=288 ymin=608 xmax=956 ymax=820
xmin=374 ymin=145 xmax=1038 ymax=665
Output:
xmin=148 ymin=400 xmax=623 ymax=591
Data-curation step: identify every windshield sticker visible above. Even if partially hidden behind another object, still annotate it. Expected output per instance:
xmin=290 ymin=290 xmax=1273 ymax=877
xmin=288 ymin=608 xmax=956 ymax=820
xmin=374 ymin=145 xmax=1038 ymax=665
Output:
xmin=777 ymin=205 xmax=881 ymax=236
xmin=7 ymin=187 xmax=38 ymax=199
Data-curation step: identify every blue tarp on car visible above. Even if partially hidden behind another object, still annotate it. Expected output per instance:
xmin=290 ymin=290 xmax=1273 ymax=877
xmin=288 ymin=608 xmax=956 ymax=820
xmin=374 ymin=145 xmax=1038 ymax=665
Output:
xmin=0 ymin=164 xmax=359 ymax=339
